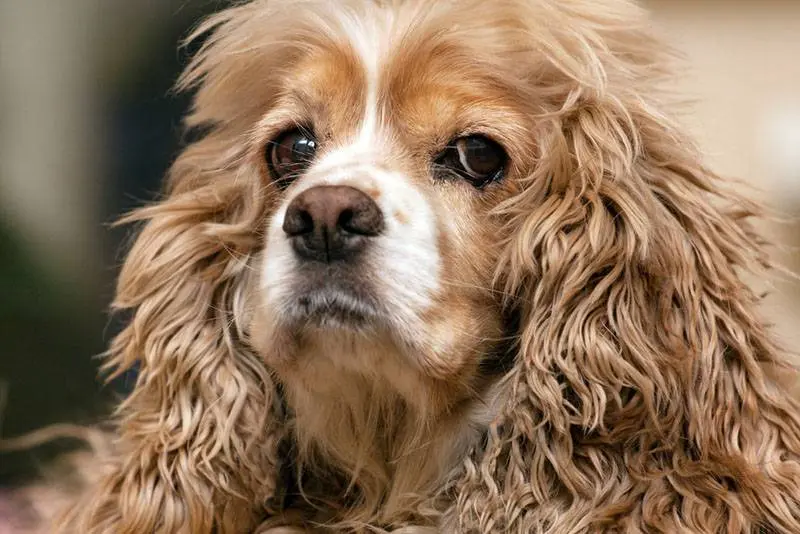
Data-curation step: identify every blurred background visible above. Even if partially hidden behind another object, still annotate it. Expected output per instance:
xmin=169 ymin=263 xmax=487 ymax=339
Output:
xmin=0 ymin=0 xmax=798 ymax=486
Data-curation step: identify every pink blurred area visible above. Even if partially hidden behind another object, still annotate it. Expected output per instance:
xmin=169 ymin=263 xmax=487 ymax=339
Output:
xmin=0 ymin=490 xmax=32 ymax=534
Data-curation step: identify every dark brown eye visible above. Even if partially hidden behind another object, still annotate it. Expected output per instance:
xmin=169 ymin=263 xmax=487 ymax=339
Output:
xmin=267 ymin=128 xmax=317 ymax=185
xmin=435 ymin=135 xmax=507 ymax=187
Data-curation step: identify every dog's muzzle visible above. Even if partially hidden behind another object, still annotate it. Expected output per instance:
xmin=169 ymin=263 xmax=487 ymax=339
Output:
xmin=279 ymin=184 xmax=385 ymax=327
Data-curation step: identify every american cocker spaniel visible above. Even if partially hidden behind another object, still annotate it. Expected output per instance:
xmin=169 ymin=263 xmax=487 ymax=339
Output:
xmin=7 ymin=0 xmax=800 ymax=532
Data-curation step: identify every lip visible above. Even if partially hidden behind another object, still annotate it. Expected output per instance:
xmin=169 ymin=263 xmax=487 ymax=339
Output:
xmin=288 ymin=287 xmax=381 ymax=329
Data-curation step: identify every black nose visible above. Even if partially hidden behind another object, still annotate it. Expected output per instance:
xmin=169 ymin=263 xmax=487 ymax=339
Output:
xmin=282 ymin=185 xmax=384 ymax=262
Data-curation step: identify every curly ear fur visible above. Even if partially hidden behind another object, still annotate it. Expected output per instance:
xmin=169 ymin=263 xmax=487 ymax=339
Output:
xmin=45 ymin=3 xmax=331 ymax=531
xmin=453 ymin=2 xmax=800 ymax=533
xmin=49 ymin=132 xmax=285 ymax=533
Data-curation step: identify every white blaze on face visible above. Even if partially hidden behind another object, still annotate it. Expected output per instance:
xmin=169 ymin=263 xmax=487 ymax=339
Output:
xmin=260 ymin=10 xmax=442 ymax=334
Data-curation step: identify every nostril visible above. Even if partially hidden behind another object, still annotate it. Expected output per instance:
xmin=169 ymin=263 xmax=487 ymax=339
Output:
xmin=345 ymin=200 xmax=384 ymax=236
xmin=299 ymin=211 xmax=314 ymax=233
xmin=337 ymin=208 xmax=355 ymax=233
xmin=283 ymin=207 xmax=314 ymax=237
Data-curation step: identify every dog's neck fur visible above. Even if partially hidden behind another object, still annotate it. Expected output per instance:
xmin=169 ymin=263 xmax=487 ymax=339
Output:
xmin=276 ymin=331 xmax=500 ymax=528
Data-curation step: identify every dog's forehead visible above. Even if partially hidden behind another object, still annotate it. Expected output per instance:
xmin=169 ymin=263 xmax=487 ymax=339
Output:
xmin=283 ymin=5 xmax=528 ymax=146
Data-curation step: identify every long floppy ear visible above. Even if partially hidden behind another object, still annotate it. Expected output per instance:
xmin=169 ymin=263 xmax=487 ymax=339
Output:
xmin=453 ymin=3 xmax=800 ymax=533
xmin=49 ymin=131 xmax=285 ymax=533
xmin=48 ymin=3 xmax=314 ymax=532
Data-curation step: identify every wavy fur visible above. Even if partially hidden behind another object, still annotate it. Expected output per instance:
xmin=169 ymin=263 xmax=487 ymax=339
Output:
xmin=14 ymin=0 xmax=800 ymax=532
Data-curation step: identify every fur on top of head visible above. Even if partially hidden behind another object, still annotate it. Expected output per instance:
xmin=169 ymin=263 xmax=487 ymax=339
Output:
xmin=22 ymin=0 xmax=800 ymax=532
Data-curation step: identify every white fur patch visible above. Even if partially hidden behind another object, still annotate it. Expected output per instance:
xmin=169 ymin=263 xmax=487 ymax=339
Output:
xmin=260 ymin=8 xmax=442 ymax=341
xmin=310 ymin=8 xmax=388 ymax=167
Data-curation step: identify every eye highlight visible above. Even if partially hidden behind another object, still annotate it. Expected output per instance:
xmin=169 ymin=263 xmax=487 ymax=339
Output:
xmin=267 ymin=127 xmax=318 ymax=186
xmin=434 ymin=135 xmax=507 ymax=188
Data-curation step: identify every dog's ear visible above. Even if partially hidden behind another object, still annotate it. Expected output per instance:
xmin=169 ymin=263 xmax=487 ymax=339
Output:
xmin=50 ymin=4 xmax=304 ymax=532
xmin=52 ymin=129 xmax=286 ymax=533
xmin=453 ymin=4 xmax=800 ymax=532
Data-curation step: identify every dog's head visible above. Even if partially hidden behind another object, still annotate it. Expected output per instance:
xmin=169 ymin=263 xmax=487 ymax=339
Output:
xmin=239 ymin=2 xmax=547 ymax=402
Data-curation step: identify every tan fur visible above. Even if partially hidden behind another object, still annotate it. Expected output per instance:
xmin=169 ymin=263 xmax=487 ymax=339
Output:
xmin=9 ymin=0 xmax=800 ymax=532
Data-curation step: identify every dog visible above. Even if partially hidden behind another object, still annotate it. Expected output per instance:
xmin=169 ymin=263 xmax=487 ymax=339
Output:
xmin=8 ymin=0 xmax=800 ymax=532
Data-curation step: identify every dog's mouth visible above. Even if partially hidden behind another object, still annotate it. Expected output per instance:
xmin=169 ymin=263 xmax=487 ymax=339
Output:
xmin=291 ymin=288 xmax=380 ymax=328
xmin=283 ymin=265 xmax=383 ymax=330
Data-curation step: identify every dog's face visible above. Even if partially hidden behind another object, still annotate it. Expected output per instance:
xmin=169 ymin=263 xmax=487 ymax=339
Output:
xmin=247 ymin=3 xmax=536 ymax=401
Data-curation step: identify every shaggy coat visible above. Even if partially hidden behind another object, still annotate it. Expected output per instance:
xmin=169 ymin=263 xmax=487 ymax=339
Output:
xmin=14 ymin=0 xmax=800 ymax=533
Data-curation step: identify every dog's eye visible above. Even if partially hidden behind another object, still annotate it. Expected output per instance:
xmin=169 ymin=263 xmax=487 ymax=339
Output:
xmin=267 ymin=128 xmax=317 ymax=185
xmin=435 ymin=135 xmax=506 ymax=188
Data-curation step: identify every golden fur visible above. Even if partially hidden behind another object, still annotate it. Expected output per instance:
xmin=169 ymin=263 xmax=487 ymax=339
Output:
xmin=7 ymin=0 xmax=800 ymax=532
